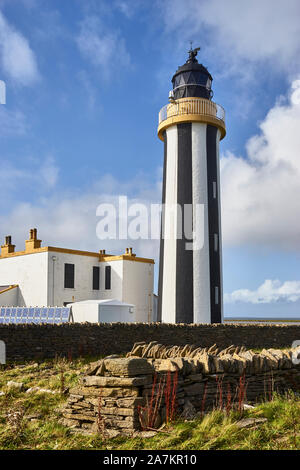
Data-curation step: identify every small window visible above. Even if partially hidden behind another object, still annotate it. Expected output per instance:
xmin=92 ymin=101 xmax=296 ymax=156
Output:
xmin=213 ymin=181 xmax=217 ymax=199
xmin=105 ymin=266 xmax=111 ymax=290
xmin=93 ymin=266 xmax=100 ymax=290
xmin=214 ymin=233 xmax=218 ymax=252
xmin=215 ymin=286 xmax=219 ymax=305
xmin=64 ymin=263 xmax=74 ymax=289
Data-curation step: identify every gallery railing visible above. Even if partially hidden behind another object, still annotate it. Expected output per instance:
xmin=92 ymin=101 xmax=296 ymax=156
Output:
xmin=158 ymin=97 xmax=225 ymax=125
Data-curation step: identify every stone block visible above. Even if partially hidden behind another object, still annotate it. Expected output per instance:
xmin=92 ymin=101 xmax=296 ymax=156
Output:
xmin=61 ymin=418 xmax=81 ymax=427
xmin=69 ymin=386 xmax=139 ymax=398
xmin=81 ymin=375 xmax=151 ymax=387
xmin=116 ymin=397 xmax=145 ymax=408
xmin=86 ymin=359 xmax=105 ymax=376
xmin=183 ymin=382 xmax=205 ymax=396
xmin=157 ymin=358 xmax=183 ymax=372
xmin=69 ymin=394 xmax=83 ymax=402
xmin=63 ymin=412 xmax=96 ymax=422
xmin=101 ymin=407 xmax=137 ymax=417
xmin=104 ymin=357 xmax=154 ymax=377
xmin=185 ymin=373 xmax=203 ymax=382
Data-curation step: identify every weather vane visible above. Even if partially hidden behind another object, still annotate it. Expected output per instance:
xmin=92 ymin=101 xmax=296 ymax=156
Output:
xmin=188 ymin=41 xmax=200 ymax=62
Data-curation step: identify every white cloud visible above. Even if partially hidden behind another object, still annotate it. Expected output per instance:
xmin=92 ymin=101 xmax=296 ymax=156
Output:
xmin=37 ymin=156 xmax=59 ymax=189
xmin=115 ymin=1 xmax=133 ymax=18
xmin=0 ymin=106 xmax=27 ymax=135
xmin=221 ymin=78 xmax=300 ymax=249
xmin=114 ymin=0 xmax=143 ymax=18
xmin=0 ymin=157 xmax=59 ymax=200
xmin=0 ymin=10 xmax=39 ymax=85
xmin=160 ymin=0 xmax=300 ymax=73
xmin=225 ymin=279 xmax=300 ymax=304
xmin=76 ymin=16 xmax=131 ymax=78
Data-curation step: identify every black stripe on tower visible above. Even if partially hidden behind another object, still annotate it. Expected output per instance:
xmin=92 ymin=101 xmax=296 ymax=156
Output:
xmin=206 ymin=125 xmax=222 ymax=323
xmin=176 ymin=123 xmax=193 ymax=324
xmin=157 ymin=130 xmax=167 ymax=322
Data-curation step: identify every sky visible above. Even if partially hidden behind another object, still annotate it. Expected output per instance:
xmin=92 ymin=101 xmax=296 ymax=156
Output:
xmin=1 ymin=0 xmax=300 ymax=318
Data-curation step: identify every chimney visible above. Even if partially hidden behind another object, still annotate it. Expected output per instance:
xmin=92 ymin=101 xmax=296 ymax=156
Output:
xmin=1 ymin=235 xmax=15 ymax=257
xmin=126 ymin=247 xmax=135 ymax=257
xmin=25 ymin=228 xmax=42 ymax=252
xmin=99 ymin=249 xmax=107 ymax=259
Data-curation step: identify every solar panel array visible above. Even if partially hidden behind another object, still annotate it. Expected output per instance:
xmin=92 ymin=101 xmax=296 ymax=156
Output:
xmin=0 ymin=307 xmax=73 ymax=324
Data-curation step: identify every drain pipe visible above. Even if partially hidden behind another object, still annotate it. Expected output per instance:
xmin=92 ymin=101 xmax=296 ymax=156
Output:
xmin=52 ymin=256 xmax=57 ymax=306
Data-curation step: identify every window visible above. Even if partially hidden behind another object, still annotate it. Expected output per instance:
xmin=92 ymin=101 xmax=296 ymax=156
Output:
xmin=105 ymin=266 xmax=111 ymax=290
xmin=215 ymin=286 xmax=219 ymax=305
xmin=64 ymin=263 xmax=74 ymax=289
xmin=214 ymin=233 xmax=218 ymax=252
xmin=93 ymin=266 xmax=100 ymax=290
xmin=213 ymin=181 xmax=217 ymax=199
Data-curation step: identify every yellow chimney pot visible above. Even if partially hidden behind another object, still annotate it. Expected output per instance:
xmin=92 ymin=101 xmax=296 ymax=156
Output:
xmin=25 ymin=228 xmax=42 ymax=252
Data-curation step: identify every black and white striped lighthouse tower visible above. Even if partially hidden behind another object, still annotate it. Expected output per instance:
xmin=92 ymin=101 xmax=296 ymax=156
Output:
xmin=157 ymin=47 xmax=226 ymax=324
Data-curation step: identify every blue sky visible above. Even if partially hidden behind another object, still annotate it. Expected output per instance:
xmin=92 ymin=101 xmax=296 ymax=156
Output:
xmin=1 ymin=0 xmax=300 ymax=317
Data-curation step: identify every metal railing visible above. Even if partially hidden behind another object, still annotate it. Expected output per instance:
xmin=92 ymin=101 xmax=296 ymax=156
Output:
xmin=158 ymin=97 xmax=225 ymax=125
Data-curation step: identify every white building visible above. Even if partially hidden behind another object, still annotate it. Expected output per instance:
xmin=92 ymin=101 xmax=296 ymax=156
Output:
xmin=70 ymin=299 xmax=136 ymax=324
xmin=0 ymin=229 xmax=155 ymax=323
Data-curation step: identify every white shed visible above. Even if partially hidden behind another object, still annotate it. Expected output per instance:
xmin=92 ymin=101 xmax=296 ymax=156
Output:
xmin=69 ymin=299 xmax=135 ymax=324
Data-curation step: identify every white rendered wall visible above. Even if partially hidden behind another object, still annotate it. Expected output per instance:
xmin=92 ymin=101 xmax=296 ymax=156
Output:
xmin=47 ymin=251 xmax=103 ymax=306
xmin=100 ymin=305 xmax=135 ymax=323
xmin=0 ymin=286 xmax=18 ymax=307
xmin=71 ymin=302 xmax=135 ymax=323
xmin=192 ymin=122 xmax=211 ymax=324
xmin=161 ymin=125 xmax=178 ymax=323
xmin=0 ymin=252 xmax=48 ymax=306
xmin=122 ymin=261 xmax=154 ymax=322
xmin=98 ymin=260 xmax=123 ymax=302
xmin=71 ymin=302 xmax=99 ymax=322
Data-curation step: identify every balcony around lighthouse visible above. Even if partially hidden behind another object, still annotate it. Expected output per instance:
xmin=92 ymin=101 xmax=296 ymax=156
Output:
xmin=157 ymin=96 xmax=226 ymax=141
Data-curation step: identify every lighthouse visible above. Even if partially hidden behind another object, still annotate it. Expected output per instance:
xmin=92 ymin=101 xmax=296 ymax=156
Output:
xmin=157 ymin=47 xmax=226 ymax=324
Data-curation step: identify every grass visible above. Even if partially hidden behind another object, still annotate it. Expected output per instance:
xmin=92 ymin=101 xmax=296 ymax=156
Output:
xmin=0 ymin=358 xmax=299 ymax=450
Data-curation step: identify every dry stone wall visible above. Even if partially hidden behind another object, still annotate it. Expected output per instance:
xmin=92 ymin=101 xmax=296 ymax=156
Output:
xmin=1 ymin=322 xmax=300 ymax=361
xmin=62 ymin=342 xmax=300 ymax=435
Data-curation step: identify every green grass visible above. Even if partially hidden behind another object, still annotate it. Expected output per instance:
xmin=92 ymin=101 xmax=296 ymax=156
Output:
xmin=0 ymin=359 xmax=299 ymax=450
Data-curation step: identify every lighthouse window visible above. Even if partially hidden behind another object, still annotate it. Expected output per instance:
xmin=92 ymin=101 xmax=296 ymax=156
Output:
xmin=206 ymin=78 xmax=212 ymax=89
xmin=214 ymin=233 xmax=218 ymax=252
xmin=215 ymin=287 xmax=219 ymax=305
xmin=213 ymin=181 xmax=217 ymax=199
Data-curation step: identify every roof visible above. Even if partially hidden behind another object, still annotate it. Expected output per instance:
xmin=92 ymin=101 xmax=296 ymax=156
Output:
xmin=68 ymin=299 xmax=135 ymax=307
xmin=0 ymin=286 xmax=10 ymax=292
xmin=0 ymin=246 xmax=155 ymax=264
xmin=172 ymin=61 xmax=212 ymax=83
xmin=0 ymin=285 xmax=18 ymax=294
